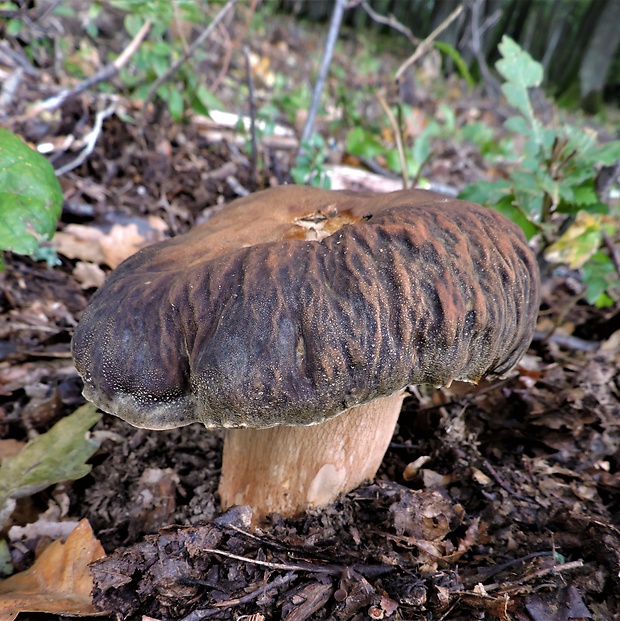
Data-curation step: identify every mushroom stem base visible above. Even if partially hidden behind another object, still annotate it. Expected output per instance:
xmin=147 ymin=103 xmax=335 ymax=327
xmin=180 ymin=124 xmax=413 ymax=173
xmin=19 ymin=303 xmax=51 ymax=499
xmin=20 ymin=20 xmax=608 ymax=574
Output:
xmin=218 ymin=391 xmax=406 ymax=522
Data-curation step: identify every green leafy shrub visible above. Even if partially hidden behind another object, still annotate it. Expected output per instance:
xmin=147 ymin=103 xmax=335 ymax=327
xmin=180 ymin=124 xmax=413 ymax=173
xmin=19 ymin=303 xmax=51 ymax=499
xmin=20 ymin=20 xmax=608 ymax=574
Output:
xmin=292 ymin=134 xmax=331 ymax=189
xmin=459 ymin=36 xmax=620 ymax=307
xmin=110 ymin=0 xmax=224 ymax=121
xmin=0 ymin=129 xmax=63 ymax=269
xmin=345 ymin=103 xmax=457 ymax=183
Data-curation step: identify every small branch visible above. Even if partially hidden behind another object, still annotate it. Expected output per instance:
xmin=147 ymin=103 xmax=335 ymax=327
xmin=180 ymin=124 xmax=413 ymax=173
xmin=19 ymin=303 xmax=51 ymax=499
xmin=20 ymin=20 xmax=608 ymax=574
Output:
xmin=359 ymin=1 xmax=419 ymax=44
xmin=375 ymin=90 xmax=409 ymax=189
xmin=0 ymin=67 xmax=23 ymax=117
xmin=213 ymin=572 xmax=297 ymax=607
xmin=489 ymin=560 xmax=584 ymax=594
xmin=395 ymin=4 xmax=464 ymax=83
xmin=27 ymin=20 xmax=151 ymax=116
xmin=141 ymin=0 xmax=239 ymax=123
xmin=201 ymin=548 xmax=340 ymax=575
xmin=177 ymin=572 xmax=297 ymax=621
xmin=481 ymin=460 xmax=538 ymax=504
xmin=242 ymin=44 xmax=258 ymax=181
xmin=298 ymin=0 xmax=347 ymax=153
xmin=469 ymin=0 xmax=502 ymax=97
xmin=602 ymin=229 xmax=620 ymax=281
xmin=54 ymin=99 xmax=118 ymax=176
xmin=531 ymin=330 xmax=599 ymax=352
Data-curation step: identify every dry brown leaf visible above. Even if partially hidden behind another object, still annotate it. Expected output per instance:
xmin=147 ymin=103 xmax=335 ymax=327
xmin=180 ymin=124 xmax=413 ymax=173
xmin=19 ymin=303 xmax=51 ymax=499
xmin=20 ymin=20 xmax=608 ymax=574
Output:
xmin=72 ymin=261 xmax=106 ymax=289
xmin=0 ymin=519 xmax=107 ymax=619
xmin=54 ymin=216 xmax=168 ymax=269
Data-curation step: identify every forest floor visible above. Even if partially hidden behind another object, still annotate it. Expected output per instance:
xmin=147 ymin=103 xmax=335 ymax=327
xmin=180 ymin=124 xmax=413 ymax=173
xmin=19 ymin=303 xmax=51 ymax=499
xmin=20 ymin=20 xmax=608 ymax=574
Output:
xmin=1 ymin=6 xmax=620 ymax=621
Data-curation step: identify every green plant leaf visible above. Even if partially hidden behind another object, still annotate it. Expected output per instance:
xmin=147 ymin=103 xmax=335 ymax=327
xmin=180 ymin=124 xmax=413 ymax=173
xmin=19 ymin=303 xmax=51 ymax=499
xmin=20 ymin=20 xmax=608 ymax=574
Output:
xmin=496 ymin=36 xmax=543 ymax=90
xmin=582 ymin=252 xmax=618 ymax=307
xmin=544 ymin=211 xmax=604 ymax=268
xmin=167 ymin=89 xmax=184 ymax=122
xmin=458 ymin=179 xmax=512 ymax=206
xmin=493 ymin=196 xmax=540 ymax=240
xmin=586 ymin=140 xmax=620 ymax=166
xmin=0 ymin=129 xmax=63 ymax=267
xmin=496 ymin=36 xmax=543 ymax=146
xmin=0 ymin=404 xmax=101 ymax=527
xmin=434 ymin=41 xmax=474 ymax=89
xmin=346 ymin=127 xmax=385 ymax=159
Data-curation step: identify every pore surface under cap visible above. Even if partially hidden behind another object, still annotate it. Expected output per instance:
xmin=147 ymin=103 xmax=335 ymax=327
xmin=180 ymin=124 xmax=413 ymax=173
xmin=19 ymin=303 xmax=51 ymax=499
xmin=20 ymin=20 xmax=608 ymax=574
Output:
xmin=71 ymin=187 xmax=540 ymax=430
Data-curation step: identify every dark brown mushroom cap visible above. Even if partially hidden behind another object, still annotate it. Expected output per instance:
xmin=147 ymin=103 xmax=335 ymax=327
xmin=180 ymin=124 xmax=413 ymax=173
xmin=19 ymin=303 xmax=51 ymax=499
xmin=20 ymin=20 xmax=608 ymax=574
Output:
xmin=71 ymin=187 xmax=540 ymax=430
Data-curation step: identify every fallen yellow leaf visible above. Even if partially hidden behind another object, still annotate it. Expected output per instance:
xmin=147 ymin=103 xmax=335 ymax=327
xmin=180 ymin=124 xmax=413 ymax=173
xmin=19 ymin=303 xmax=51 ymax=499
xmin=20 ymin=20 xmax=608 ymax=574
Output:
xmin=0 ymin=519 xmax=107 ymax=620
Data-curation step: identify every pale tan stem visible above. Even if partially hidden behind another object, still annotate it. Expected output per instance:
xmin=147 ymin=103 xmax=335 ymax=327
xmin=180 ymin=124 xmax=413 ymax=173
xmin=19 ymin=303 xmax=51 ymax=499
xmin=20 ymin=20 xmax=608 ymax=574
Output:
xmin=219 ymin=391 xmax=406 ymax=521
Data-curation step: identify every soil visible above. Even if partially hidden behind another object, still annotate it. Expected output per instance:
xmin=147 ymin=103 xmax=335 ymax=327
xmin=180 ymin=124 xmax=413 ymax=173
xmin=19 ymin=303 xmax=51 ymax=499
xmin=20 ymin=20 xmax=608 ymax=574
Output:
xmin=1 ymin=7 xmax=620 ymax=621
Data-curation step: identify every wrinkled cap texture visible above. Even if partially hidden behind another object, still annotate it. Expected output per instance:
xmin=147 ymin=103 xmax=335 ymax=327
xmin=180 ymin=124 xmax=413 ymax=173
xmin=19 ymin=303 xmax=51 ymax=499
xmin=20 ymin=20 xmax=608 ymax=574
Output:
xmin=72 ymin=186 xmax=540 ymax=430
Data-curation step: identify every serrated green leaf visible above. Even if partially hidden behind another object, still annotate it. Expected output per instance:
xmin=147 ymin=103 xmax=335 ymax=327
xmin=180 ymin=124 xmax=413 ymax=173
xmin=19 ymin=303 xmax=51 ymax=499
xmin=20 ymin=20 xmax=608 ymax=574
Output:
xmin=496 ymin=37 xmax=544 ymax=146
xmin=0 ymin=404 xmax=101 ymax=526
xmin=585 ymin=140 xmax=620 ymax=166
xmin=0 ymin=129 xmax=63 ymax=261
xmin=497 ymin=36 xmax=543 ymax=89
xmin=571 ymin=184 xmax=599 ymax=206
xmin=458 ymin=179 xmax=512 ymax=206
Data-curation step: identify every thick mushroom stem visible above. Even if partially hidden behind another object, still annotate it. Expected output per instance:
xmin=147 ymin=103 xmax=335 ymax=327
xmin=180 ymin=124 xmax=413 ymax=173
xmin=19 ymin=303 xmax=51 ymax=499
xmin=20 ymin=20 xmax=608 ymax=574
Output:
xmin=218 ymin=391 xmax=406 ymax=520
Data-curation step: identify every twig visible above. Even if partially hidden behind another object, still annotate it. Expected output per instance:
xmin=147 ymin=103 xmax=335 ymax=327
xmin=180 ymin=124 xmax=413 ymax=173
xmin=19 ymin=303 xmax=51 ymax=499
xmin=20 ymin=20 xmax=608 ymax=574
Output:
xmin=177 ymin=572 xmax=297 ymax=621
xmin=375 ymin=90 xmax=409 ymax=189
xmin=490 ymin=559 xmax=584 ymax=594
xmin=467 ymin=551 xmax=554 ymax=585
xmin=213 ymin=572 xmax=297 ymax=607
xmin=531 ymin=330 xmax=600 ymax=352
xmin=242 ymin=44 xmax=258 ymax=181
xmin=395 ymin=4 xmax=464 ymax=83
xmin=602 ymin=229 xmax=620 ymax=281
xmin=0 ymin=67 xmax=23 ymax=117
xmin=298 ymin=0 xmax=347 ymax=152
xmin=54 ymin=99 xmax=118 ymax=176
xmin=141 ymin=0 xmax=239 ymax=123
xmin=27 ymin=20 xmax=151 ymax=116
xmin=469 ymin=0 xmax=502 ymax=96
xmin=482 ymin=459 xmax=536 ymax=504
xmin=201 ymin=548 xmax=340 ymax=575
xmin=0 ymin=41 xmax=39 ymax=77
xmin=209 ymin=20 xmax=234 ymax=93
xmin=359 ymin=1 xmax=419 ymax=44
xmin=596 ymin=159 xmax=620 ymax=202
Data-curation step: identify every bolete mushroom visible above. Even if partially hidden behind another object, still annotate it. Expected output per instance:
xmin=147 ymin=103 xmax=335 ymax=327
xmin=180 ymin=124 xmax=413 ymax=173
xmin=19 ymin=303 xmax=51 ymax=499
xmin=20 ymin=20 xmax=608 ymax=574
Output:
xmin=71 ymin=186 xmax=539 ymax=521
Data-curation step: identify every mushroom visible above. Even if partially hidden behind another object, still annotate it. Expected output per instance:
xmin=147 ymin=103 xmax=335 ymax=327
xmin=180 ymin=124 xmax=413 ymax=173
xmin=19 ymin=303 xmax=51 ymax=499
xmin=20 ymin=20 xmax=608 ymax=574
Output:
xmin=71 ymin=186 xmax=540 ymax=521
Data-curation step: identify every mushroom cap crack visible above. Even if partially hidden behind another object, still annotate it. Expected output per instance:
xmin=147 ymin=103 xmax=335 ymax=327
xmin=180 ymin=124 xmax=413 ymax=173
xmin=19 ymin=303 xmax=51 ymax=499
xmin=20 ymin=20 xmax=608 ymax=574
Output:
xmin=71 ymin=188 xmax=539 ymax=430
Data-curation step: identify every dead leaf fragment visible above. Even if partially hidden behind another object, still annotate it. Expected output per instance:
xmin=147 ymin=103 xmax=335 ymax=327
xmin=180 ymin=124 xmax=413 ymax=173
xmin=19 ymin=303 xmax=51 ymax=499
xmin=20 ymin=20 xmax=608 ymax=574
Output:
xmin=0 ymin=519 xmax=107 ymax=618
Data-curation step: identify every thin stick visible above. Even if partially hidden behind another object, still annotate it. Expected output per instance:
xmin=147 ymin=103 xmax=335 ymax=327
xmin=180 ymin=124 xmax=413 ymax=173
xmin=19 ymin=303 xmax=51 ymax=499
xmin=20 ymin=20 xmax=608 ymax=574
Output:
xmin=27 ymin=20 xmax=151 ymax=116
xmin=602 ymin=229 xmax=620 ymax=281
xmin=375 ymin=90 xmax=409 ymax=189
xmin=242 ymin=44 xmax=258 ymax=181
xmin=201 ymin=548 xmax=339 ymax=575
xmin=213 ymin=572 xmax=297 ymax=607
xmin=360 ymin=0 xmax=419 ymax=44
xmin=298 ymin=0 xmax=347 ymax=151
xmin=470 ymin=0 xmax=502 ymax=96
xmin=489 ymin=560 xmax=584 ymax=594
xmin=394 ymin=4 xmax=464 ymax=83
xmin=141 ymin=0 xmax=239 ymax=122
xmin=54 ymin=99 xmax=118 ymax=176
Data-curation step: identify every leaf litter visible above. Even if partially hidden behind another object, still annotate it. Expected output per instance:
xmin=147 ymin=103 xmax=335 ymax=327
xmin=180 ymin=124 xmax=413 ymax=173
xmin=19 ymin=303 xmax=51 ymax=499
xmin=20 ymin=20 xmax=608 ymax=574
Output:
xmin=0 ymin=10 xmax=619 ymax=621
